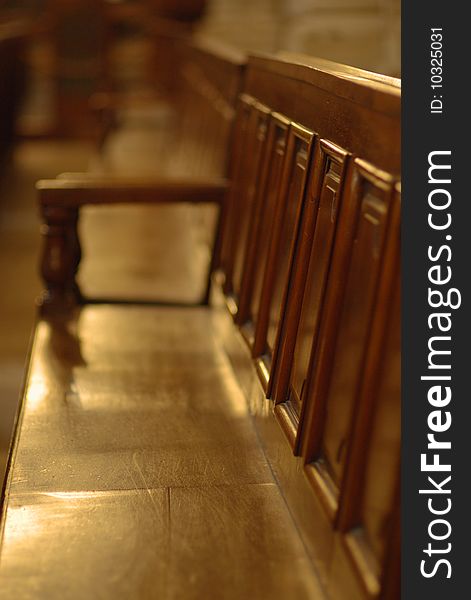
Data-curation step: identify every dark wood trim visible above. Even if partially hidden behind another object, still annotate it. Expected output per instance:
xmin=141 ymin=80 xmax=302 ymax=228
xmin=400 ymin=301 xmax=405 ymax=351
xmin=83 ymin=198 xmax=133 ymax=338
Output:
xmin=37 ymin=178 xmax=228 ymax=207
xmin=249 ymin=53 xmax=400 ymax=115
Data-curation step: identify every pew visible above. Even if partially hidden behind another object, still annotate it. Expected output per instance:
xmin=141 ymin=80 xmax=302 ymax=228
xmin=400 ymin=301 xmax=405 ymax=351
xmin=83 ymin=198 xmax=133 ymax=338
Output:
xmin=0 ymin=53 xmax=400 ymax=599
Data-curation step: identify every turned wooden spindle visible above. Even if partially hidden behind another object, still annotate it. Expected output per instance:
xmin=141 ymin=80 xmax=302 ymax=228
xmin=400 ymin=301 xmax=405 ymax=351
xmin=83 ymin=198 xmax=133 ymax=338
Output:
xmin=39 ymin=203 xmax=82 ymax=311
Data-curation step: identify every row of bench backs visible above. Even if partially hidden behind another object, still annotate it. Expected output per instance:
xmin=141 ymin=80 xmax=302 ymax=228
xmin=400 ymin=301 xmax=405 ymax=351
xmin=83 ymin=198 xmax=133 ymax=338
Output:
xmin=217 ymin=54 xmax=400 ymax=598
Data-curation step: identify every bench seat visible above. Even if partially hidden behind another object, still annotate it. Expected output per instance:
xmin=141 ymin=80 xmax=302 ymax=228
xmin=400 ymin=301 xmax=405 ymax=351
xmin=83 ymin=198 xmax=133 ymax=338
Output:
xmin=0 ymin=304 xmax=323 ymax=599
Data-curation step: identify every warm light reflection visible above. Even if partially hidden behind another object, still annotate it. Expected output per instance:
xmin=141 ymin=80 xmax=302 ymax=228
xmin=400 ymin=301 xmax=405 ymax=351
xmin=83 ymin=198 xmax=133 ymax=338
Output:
xmin=216 ymin=364 xmax=248 ymax=417
xmin=26 ymin=378 xmax=48 ymax=413
xmin=43 ymin=491 xmax=111 ymax=500
xmin=24 ymin=324 xmax=52 ymax=413
xmin=4 ymin=504 xmax=45 ymax=547
xmin=2 ymin=492 xmax=105 ymax=551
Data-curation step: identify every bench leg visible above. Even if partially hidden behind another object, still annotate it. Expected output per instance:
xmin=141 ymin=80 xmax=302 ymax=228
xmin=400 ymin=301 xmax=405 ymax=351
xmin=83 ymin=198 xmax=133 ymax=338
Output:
xmin=39 ymin=204 xmax=82 ymax=312
xmin=202 ymin=206 xmax=224 ymax=305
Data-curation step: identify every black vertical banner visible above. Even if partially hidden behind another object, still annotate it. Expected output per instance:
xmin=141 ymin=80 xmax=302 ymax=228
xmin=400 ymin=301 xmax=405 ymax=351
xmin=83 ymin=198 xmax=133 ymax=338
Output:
xmin=403 ymin=3 xmax=469 ymax=598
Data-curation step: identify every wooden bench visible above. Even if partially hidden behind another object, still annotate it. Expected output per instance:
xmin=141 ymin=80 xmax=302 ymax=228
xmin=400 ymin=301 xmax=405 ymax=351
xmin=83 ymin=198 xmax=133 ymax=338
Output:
xmin=0 ymin=53 xmax=400 ymax=600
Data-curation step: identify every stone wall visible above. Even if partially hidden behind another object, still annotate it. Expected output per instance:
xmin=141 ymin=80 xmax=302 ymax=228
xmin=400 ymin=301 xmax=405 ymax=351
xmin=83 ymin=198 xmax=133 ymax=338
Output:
xmin=199 ymin=0 xmax=400 ymax=76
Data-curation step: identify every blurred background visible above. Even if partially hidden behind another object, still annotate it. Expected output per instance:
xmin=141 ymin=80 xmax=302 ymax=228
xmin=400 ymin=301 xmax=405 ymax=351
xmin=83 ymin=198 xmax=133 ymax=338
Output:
xmin=0 ymin=0 xmax=400 ymax=486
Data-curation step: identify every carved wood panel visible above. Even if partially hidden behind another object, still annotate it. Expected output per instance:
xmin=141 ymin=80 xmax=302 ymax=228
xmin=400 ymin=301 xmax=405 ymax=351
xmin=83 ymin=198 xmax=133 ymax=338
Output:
xmin=300 ymin=159 xmax=396 ymax=520
xmin=269 ymin=140 xmax=350 ymax=444
xmin=250 ymin=123 xmax=315 ymax=389
xmin=219 ymin=94 xmax=255 ymax=292
xmin=332 ymin=187 xmax=401 ymax=598
xmin=237 ymin=112 xmax=290 ymax=339
xmin=229 ymin=102 xmax=271 ymax=306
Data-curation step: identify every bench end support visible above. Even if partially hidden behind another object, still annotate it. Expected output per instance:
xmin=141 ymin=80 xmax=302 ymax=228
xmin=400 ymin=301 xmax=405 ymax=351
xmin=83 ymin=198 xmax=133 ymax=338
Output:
xmin=38 ymin=203 xmax=83 ymax=313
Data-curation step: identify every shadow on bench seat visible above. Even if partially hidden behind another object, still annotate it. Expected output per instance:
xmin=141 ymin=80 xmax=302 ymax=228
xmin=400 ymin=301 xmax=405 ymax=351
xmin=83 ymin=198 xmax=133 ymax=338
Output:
xmin=0 ymin=304 xmax=323 ymax=598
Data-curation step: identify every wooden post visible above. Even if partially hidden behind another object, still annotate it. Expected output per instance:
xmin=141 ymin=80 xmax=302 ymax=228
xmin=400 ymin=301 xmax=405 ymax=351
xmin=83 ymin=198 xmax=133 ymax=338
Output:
xmin=39 ymin=203 xmax=82 ymax=312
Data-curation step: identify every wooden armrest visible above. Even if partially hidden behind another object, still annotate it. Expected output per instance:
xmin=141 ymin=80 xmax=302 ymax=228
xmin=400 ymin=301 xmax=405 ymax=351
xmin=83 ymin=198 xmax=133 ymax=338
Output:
xmin=37 ymin=177 xmax=228 ymax=312
xmin=37 ymin=177 xmax=228 ymax=207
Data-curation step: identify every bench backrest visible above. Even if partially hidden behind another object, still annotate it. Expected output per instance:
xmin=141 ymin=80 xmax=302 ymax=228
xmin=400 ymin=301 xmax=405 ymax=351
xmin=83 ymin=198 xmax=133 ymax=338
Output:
xmin=216 ymin=53 xmax=400 ymax=599
xmin=167 ymin=35 xmax=245 ymax=178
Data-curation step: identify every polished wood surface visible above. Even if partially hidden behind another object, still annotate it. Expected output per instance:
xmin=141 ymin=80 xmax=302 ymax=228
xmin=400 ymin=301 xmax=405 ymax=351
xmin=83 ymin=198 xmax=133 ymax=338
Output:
xmin=0 ymin=139 xmax=94 ymax=485
xmin=244 ymin=55 xmax=400 ymax=174
xmin=2 ymin=52 xmax=401 ymax=599
xmin=0 ymin=306 xmax=323 ymax=599
xmin=37 ymin=177 xmax=228 ymax=206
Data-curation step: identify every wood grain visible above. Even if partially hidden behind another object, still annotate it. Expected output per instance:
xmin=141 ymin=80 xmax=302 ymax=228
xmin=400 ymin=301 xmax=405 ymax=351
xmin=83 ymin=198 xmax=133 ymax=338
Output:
xmin=0 ymin=306 xmax=323 ymax=599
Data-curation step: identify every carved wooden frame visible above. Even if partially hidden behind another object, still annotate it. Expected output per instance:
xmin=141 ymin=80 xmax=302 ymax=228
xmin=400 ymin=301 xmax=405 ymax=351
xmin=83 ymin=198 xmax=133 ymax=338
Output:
xmin=270 ymin=139 xmax=350 ymax=447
